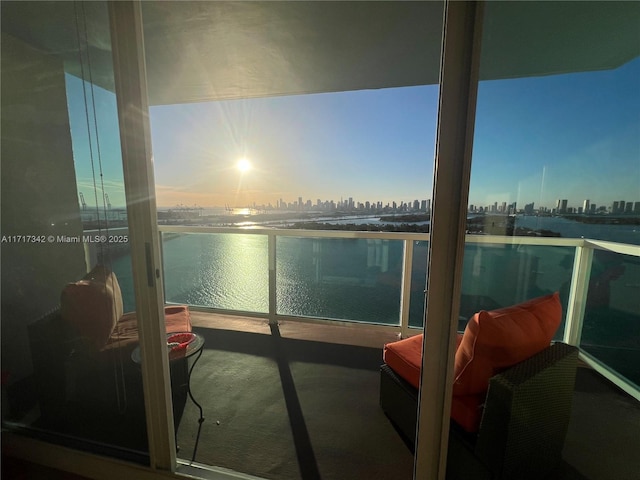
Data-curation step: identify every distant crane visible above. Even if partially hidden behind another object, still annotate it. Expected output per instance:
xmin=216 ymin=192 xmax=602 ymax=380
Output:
xmin=105 ymin=193 xmax=112 ymax=210
xmin=79 ymin=192 xmax=87 ymax=211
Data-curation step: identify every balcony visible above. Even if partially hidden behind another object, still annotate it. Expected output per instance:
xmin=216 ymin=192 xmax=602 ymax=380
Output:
xmin=75 ymin=224 xmax=639 ymax=478
xmin=86 ymin=222 xmax=639 ymax=398
xmin=148 ymin=224 xmax=638 ymax=479
xmin=1 ymin=224 xmax=636 ymax=480
xmin=134 ymin=225 xmax=638 ymax=392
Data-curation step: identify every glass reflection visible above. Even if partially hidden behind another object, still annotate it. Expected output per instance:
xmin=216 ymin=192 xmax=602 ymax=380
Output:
xmin=465 ymin=0 xmax=639 ymax=388
xmin=580 ymin=250 xmax=640 ymax=386
xmin=1 ymin=0 xmax=148 ymax=462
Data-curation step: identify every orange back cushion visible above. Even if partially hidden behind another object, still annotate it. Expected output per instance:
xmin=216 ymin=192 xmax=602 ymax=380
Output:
xmin=453 ymin=292 xmax=562 ymax=397
xmin=60 ymin=265 xmax=123 ymax=350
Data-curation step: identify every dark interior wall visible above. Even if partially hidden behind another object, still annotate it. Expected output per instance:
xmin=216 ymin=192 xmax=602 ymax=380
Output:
xmin=1 ymin=32 xmax=87 ymax=381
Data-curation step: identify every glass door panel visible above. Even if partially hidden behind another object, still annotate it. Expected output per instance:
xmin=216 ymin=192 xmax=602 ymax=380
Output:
xmin=142 ymin=1 xmax=444 ymax=476
xmin=465 ymin=0 xmax=639 ymax=363
xmin=451 ymin=1 xmax=640 ymax=477
xmin=1 ymin=1 xmax=148 ymax=463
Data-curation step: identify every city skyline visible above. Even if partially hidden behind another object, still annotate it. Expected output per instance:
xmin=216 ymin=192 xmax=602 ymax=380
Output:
xmin=67 ymin=55 xmax=639 ymax=213
xmin=157 ymin=193 xmax=640 ymax=217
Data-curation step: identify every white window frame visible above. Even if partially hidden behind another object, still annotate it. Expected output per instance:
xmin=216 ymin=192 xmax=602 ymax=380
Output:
xmin=416 ymin=2 xmax=483 ymax=478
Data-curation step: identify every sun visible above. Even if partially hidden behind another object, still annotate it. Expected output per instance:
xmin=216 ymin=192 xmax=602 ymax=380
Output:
xmin=237 ymin=158 xmax=252 ymax=173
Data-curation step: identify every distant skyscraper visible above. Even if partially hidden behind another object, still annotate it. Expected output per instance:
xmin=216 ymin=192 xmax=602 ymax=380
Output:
xmin=583 ymin=199 xmax=590 ymax=213
xmin=619 ymin=200 xmax=626 ymax=213
xmin=560 ymin=199 xmax=568 ymax=213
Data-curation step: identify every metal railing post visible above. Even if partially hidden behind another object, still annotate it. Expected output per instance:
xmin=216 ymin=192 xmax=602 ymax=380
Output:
xmin=400 ymin=239 xmax=415 ymax=338
xmin=563 ymin=242 xmax=593 ymax=346
xmin=268 ymin=232 xmax=277 ymax=325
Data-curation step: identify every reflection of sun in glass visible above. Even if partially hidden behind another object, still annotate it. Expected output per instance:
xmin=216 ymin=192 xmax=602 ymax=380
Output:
xmin=237 ymin=158 xmax=251 ymax=173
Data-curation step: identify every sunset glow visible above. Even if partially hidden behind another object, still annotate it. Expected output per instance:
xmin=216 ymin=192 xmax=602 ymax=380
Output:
xmin=237 ymin=158 xmax=252 ymax=173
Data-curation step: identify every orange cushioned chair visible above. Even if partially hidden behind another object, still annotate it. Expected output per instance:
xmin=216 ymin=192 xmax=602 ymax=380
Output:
xmin=380 ymin=293 xmax=579 ymax=480
xmin=29 ymin=265 xmax=192 ymax=439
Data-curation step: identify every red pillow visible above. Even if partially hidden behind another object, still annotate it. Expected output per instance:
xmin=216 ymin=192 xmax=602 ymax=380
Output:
xmin=453 ymin=292 xmax=562 ymax=397
xmin=60 ymin=265 xmax=123 ymax=350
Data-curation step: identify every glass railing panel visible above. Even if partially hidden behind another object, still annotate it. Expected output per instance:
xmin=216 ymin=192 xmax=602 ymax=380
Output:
xmin=276 ymin=236 xmax=403 ymax=325
xmin=579 ymin=250 xmax=640 ymax=387
xmin=459 ymin=241 xmax=576 ymax=338
xmin=162 ymin=232 xmax=268 ymax=313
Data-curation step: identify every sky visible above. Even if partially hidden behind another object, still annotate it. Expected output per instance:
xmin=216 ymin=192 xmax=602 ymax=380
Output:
xmin=149 ymin=86 xmax=438 ymax=209
xmin=67 ymin=54 xmax=639 ymax=213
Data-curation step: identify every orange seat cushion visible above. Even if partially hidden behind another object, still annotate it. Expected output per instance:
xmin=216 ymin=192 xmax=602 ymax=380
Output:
xmin=383 ymin=334 xmax=424 ymax=389
xmin=383 ymin=333 xmax=464 ymax=389
xmin=453 ymin=292 xmax=562 ymax=397
xmin=102 ymin=305 xmax=192 ymax=352
xmin=450 ymin=393 xmax=486 ymax=433
xmin=61 ymin=265 xmax=193 ymax=353
xmin=383 ymin=332 xmax=485 ymax=432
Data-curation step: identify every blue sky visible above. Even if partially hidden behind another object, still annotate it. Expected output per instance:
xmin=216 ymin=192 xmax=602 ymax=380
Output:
xmin=471 ymin=56 xmax=640 ymax=211
xmin=68 ymin=55 xmax=639 ymax=212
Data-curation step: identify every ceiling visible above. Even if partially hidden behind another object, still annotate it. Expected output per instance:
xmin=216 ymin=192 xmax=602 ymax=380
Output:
xmin=2 ymin=1 xmax=639 ymax=106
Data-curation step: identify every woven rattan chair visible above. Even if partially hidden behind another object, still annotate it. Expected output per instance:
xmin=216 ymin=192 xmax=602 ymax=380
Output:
xmin=380 ymin=342 xmax=579 ymax=480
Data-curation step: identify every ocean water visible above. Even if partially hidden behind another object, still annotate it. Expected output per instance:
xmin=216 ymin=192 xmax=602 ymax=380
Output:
xmin=162 ymin=234 xmax=408 ymax=325
xmin=514 ymin=215 xmax=640 ymax=245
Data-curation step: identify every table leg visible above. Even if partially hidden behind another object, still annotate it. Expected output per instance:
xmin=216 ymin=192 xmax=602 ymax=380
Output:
xmin=187 ymin=347 xmax=205 ymax=464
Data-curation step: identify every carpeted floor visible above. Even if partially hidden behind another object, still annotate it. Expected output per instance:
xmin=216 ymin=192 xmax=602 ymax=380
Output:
xmin=176 ymin=325 xmax=414 ymax=480
xmin=7 ymin=320 xmax=638 ymax=480
xmin=176 ymin=325 xmax=640 ymax=480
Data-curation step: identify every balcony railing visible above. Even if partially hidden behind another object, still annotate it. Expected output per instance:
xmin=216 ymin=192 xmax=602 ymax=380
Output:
xmin=84 ymin=225 xmax=640 ymax=400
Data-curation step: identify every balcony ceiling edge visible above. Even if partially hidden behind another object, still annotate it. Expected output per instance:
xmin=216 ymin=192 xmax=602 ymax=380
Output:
xmin=1 ymin=1 xmax=638 ymax=106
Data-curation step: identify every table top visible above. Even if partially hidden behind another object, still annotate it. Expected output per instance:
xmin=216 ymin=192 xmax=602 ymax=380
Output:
xmin=131 ymin=331 xmax=205 ymax=364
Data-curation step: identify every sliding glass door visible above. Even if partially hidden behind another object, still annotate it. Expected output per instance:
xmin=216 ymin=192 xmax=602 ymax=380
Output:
xmin=1 ymin=0 xmax=152 ymax=463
